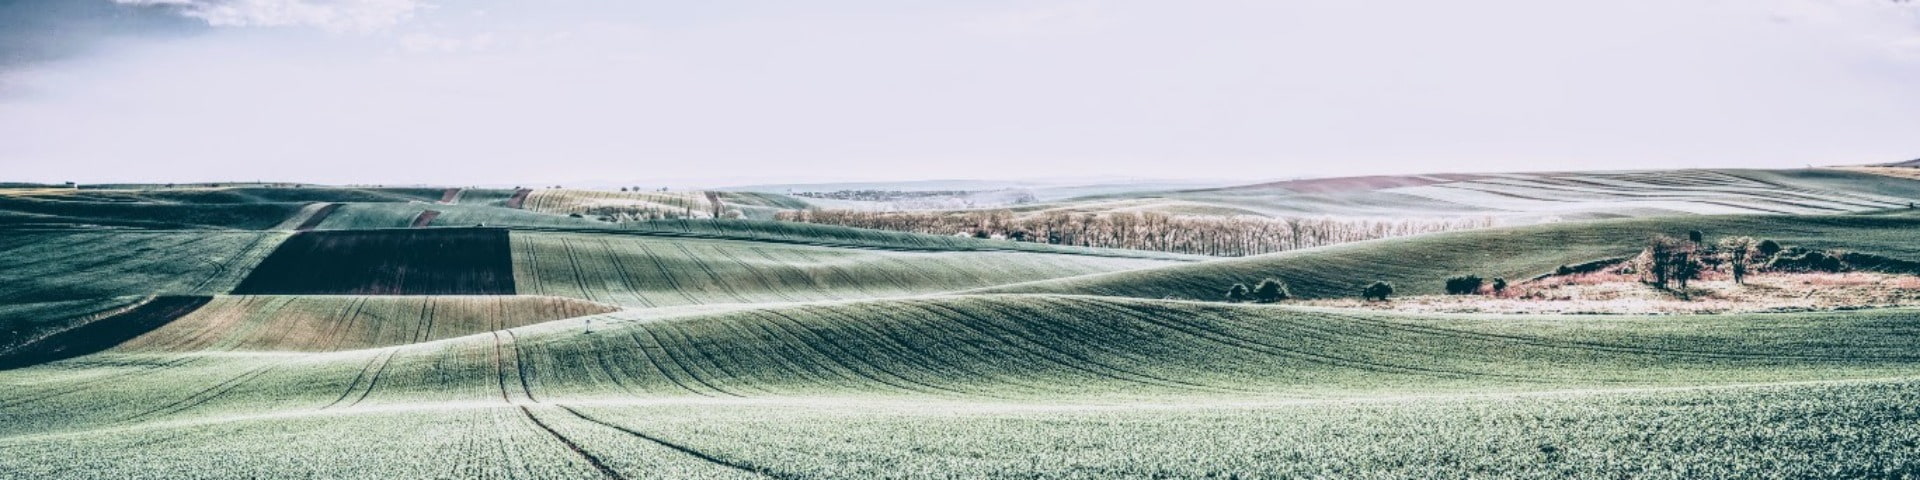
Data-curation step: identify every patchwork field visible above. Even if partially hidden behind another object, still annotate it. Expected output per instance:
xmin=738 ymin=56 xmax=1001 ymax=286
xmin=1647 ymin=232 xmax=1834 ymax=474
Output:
xmin=4 ymin=171 xmax=1920 ymax=478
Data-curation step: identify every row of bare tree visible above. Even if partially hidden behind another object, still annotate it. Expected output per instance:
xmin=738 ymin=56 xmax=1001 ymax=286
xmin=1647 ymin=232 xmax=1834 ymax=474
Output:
xmin=777 ymin=209 xmax=1497 ymax=256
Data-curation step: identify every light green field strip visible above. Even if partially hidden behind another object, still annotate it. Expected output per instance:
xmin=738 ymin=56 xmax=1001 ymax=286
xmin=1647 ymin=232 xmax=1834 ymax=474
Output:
xmin=113 ymin=296 xmax=619 ymax=353
xmin=4 ymin=294 xmax=1917 ymax=437
xmin=311 ymin=203 xmax=608 ymax=229
xmin=0 ymin=378 xmax=1914 ymax=479
xmin=981 ymin=214 xmax=1920 ymax=300
xmin=1383 ymin=169 xmax=1915 ymax=216
xmin=0 ymin=230 xmax=289 ymax=304
xmin=510 ymin=231 xmax=1182 ymax=307
xmin=0 ymin=295 xmax=1917 ymax=478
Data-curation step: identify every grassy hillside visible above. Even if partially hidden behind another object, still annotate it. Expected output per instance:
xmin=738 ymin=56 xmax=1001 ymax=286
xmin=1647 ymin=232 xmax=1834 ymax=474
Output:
xmin=5 ymin=295 xmax=1915 ymax=415
xmin=0 ymin=230 xmax=288 ymax=303
xmin=1045 ymin=168 xmax=1920 ymax=221
xmin=510 ymin=231 xmax=1181 ymax=307
xmin=9 ymin=173 xmax=1920 ymax=478
xmin=309 ymin=203 xmax=604 ymax=230
xmin=982 ymin=214 xmax=1920 ymax=300
xmin=0 ymin=290 xmax=1916 ymax=477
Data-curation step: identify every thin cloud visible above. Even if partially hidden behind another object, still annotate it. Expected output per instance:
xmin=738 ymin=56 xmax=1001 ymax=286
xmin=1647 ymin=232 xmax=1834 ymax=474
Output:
xmin=114 ymin=0 xmax=421 ymax=31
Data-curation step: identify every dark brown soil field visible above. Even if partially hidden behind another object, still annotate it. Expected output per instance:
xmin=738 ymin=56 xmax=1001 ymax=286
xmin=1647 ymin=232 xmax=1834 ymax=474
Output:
xmin=232 ymin=228 xmax=516 ymax=295
xmin=0 ymin=296 xmax=211 ymax=370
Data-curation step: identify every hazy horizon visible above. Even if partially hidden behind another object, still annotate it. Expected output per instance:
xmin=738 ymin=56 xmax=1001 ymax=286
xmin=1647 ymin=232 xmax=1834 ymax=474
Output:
xmin=4 ymin=0 xmax=1918 ymax=185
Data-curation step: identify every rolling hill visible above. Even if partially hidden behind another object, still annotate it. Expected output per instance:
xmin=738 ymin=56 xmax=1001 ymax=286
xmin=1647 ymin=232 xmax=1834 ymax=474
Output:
xmin=6 ymin=173 xmax=1920 ymax=478
xmin=1 ymin=294 xmax=1916 ymax=477
xmin=981 ymin=214 xmax=1920 ymax=300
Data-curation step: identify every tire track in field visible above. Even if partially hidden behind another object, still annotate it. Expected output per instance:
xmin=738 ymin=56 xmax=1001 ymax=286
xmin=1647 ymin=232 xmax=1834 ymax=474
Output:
xmin=855 ymin=302 xmax=1063 ymax=396
xmin=917 ymin=301 xmax=1231 ymax=393
xmin=709 ymin=246 xmax=797 ymax=303
xmin=786 ymin=305 xmax=1024 ymax=398
xmin=490 ymin=331 xmax=514 ymax=403
xmin=618 ymin=327 xmax=718 ymax=397
xmin=673 ymin=243 xmax=752 ymax=303
xmin=631 ymin=241 xmax=705 ymax=305
xmin=125 ymin=363 xmax=281 ymax=422
xmin=906 ymin=301 xmax=1193 ymax=391
xmin=650 ymin=322 xmax=776 ymax=396
xmin=749 ymin=309 xmax=962 ymax=396
xmin=595 ymin=237 xmax=657 ymax=307
xmin=585 ymin=334 xmax=642 ymax=396
xmin=518 ymin=406 xmax=628 ymax=480
xmin=631 ymin=324 xmax=744 ymax=397
xmin=345 ymin=349 xmax=399 ymax=408
xmin=505 ymin=329 xmax=539 ymax=403
xmin=962 ymin=299 xmax=1257 ymax=393
xmin=0 ymin=355 xmax=204 ymax=409
xmin=322 ymin=350 xmax=392 ymax=409
xmin=560 ymin=237 xmax=599 ymax=303
xmin=718 ymin=315 xmax=870 ymax=393
xmin=557 ymin=405 xmax=785 ymax=479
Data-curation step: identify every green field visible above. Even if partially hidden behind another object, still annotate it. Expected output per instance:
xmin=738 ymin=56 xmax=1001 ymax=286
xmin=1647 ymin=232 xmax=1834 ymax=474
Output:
xmin=4 ymin=172 xmax=1920 ymax=478
xmin=982 ymin=214 xmax=1920 ymax=300
xmin=1036 ymin=168 xmax=1920 ymax=221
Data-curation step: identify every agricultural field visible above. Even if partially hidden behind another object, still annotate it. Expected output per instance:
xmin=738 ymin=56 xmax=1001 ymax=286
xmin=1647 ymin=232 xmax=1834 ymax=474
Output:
xmin=1114 ymin=168 xmax=1920 ymax=220
xmin=4 ymin=170 xmax=1920 ymax=478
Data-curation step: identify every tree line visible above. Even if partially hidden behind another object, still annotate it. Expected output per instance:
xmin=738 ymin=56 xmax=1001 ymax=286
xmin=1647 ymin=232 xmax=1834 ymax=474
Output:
xmin=776 ymin=209 xmax=1497 ymax=257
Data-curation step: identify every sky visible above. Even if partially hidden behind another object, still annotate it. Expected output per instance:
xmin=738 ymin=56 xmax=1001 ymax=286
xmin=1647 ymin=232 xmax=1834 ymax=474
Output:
xmin=1 ymin=0 xmax=1918 ymax=187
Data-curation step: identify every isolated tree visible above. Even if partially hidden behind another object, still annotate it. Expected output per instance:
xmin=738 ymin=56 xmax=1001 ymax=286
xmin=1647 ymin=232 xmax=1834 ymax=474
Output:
xmin=1717 ymin=236 xmax=1759 ymax=285
xmin=1362 ymin=281 xmax=1395 ymax=302
xmin=1687 ymin=230 xmax=1705 ymax=244
xmin=620 ymin=187 xmax=629 ymax=192
xmin=1252 ymin=278 xmax=1290 ymax=303
xmin=1225 ymin=283 xmax=1250 ymax=303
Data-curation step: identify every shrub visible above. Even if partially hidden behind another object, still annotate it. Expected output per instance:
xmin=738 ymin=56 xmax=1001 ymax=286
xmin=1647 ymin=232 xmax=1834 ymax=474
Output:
xmin=1224 ymin=283 xmax=1249 ymax=303
xmin=1444 ymin=275 xmax=1484 ymax=295
xmin=1688 ymin=230 xmax=1705 ymax=244
xmin=1363 ymin=281 xmax=1395 ymax=301
xmin=1252 ymin=278 xmax=1290 ymax=303
xmin=1769 ymin=249 xmax=1848 ymax=272
xmin=1640 ymin=234 xmax=1703 ymax=289
xmin=1555 ymin=265 xmax=1575 ymax=276
xmin=1491 ymin=277 xmax=1508 ymax=292
xmin=1757 ymin=239 xmax=1783 ymax=258
xmin=1717 ymin=236 xmax=1759 ymax=284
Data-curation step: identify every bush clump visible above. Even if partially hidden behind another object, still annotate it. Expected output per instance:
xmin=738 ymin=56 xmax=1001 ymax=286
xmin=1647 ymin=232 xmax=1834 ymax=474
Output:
xmin=1768 ymin=249 xmax=1848 ymax=272
xmin=1362 ymin=281 xmax=1395 ymax=302
xmin=1444 ymin=275 xmax=1484 ymax=295
xmin=1224 ymin=283 xmax=1249 ymax=303
xmin=1252 ymin=278 xmax=1291 ymax=303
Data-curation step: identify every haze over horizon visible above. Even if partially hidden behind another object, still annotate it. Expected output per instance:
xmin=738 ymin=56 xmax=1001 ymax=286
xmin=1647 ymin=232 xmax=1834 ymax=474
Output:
xmin=3 ymin=0 xmax=1919 ymax=185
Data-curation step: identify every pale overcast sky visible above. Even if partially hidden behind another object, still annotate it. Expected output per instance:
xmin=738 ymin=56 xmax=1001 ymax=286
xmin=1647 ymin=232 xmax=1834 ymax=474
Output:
xmin=1 ymin=0 xmax=1917 ymax=186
